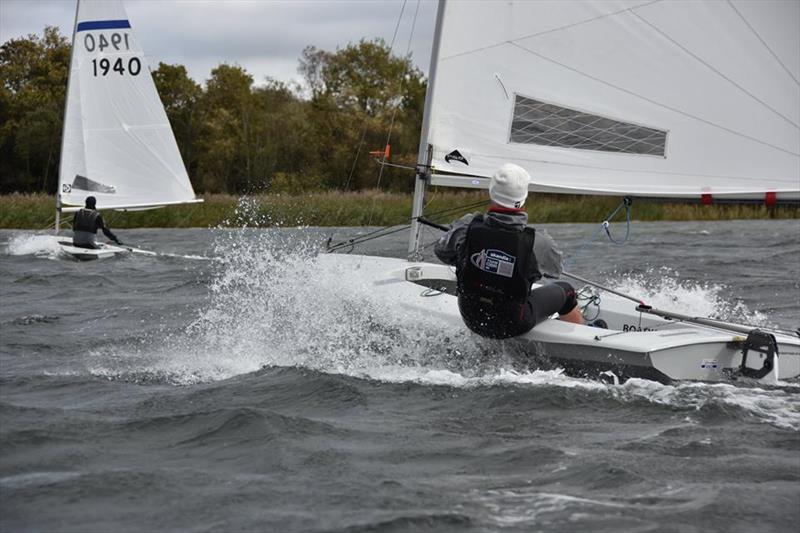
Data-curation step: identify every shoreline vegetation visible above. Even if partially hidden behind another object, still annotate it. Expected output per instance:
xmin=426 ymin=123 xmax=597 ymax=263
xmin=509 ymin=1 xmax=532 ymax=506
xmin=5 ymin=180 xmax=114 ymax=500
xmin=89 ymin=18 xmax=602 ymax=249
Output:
xmin=1 ymin=192 xmax=796 ymax=230
xmin=2 ymin=30 xmax=429 ymax=199
xmin=4 ymin=29 xmax=797 ymax=228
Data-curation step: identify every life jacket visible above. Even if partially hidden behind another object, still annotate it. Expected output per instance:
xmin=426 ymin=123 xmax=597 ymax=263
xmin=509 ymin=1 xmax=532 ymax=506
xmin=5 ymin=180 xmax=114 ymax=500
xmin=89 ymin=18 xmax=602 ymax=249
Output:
xmin=456 ymin=214 xmax=540 ymax=305
xmin=73 ymin=208 xmax=99 ymax=233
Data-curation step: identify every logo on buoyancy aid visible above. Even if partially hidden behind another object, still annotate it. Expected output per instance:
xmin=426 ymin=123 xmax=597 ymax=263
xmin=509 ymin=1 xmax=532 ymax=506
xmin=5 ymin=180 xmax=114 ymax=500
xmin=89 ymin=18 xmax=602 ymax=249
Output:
xmin=470 ymin=249 xmax=516 ymax=278
xmin=444 ymin=150 xmax=469 ymax=165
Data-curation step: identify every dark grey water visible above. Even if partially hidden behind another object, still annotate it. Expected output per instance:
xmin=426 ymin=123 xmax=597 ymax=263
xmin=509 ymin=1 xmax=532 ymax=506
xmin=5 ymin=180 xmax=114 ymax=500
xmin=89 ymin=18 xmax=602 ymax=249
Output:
xmin=1 ymin=219 xmax=799 ymax=532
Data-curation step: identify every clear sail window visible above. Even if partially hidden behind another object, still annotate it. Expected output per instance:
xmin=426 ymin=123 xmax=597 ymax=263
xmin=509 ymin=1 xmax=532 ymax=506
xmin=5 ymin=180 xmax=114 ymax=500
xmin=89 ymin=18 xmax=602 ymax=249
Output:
xmin=510 ymin=95 xmax=667 ymax=156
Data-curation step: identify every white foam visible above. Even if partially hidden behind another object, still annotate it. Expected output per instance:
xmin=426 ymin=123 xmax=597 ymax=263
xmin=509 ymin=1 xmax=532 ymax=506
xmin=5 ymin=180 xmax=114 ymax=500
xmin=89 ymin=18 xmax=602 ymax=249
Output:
xmin=610 ymin=267 xmax=768 ymax=326
xmin=4 ymin=233 xmax=62 ymax=259
xmin=0 ymin=471 xmax=83 ymax=489
xmin=84 ymin=219 xmax=799 ymax=430
xmin=614 ymin=379 xmax=800 ymax=431
xmin=469 ymin=485 xmax=714 ymax=527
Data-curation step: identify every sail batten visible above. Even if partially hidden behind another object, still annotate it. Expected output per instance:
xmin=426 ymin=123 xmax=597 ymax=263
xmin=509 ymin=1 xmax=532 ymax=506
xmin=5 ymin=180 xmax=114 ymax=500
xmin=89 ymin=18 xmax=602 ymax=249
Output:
xmin=425 ymin=0 xmax=800 ymax=201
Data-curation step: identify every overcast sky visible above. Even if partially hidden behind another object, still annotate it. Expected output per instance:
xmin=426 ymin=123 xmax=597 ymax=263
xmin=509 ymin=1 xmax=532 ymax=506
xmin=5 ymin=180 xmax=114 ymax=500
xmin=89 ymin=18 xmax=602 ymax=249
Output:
xmin=0 ymin=0 xmax=438 ymax=87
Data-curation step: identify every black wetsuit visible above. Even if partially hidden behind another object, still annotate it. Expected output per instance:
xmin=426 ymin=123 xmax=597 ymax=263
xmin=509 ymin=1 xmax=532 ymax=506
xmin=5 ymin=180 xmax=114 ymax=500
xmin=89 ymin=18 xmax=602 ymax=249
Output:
xmin=435 ymin=209 xmax=577 ymax=339
xmin=72 ymin=209 xmax=120 ymax=249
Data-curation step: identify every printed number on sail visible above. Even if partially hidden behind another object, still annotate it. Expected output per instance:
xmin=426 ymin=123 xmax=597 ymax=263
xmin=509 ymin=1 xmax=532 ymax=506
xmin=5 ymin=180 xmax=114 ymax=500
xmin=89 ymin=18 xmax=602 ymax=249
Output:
xmin=92 ymin=57 xmax=141 ymax=77
xmin=85 ymin=32 xmax=141 ymax=77
xmin=84 ymin=32 xmax=130 ymax=52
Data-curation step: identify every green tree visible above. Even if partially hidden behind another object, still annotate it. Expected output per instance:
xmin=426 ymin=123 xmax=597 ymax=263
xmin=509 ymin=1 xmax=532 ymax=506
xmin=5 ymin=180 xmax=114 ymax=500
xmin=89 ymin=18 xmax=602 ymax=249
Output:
xmin=0 ymin=26 xmax=70 ymax=193
xmin=194 ymin=64 xmax=256 ymax=193
xmin=300 ymin=38 xmax=420 ymax=116
xmin=250 ymin=78 xmax=322 ymax=193
xmin=151 ymin=62 xmax=201 ymax=179
xmin=298 ymin=39 xmax=426 ymax=191
xmin=194 ymin=65 xmax=319 ymax=194
xmin=0 ymin=27 xmax=429 ymax=197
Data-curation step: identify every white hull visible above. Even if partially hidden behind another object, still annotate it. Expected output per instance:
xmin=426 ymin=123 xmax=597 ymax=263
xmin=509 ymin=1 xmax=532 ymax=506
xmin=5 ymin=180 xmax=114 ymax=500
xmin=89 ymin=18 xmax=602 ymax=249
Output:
xmin=56 ymin=236 xmax=127 ymax=261
xmin=319 ymin=254 xmax=800 ymax=384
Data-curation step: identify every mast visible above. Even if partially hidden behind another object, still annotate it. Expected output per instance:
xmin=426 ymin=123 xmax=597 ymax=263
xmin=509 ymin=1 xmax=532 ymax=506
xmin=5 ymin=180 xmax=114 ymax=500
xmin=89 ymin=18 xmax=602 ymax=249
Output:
xmin=56 ymin=0 xmax=81 ymax=235
xmin=407 ymin=0 xmax=446 ymax=260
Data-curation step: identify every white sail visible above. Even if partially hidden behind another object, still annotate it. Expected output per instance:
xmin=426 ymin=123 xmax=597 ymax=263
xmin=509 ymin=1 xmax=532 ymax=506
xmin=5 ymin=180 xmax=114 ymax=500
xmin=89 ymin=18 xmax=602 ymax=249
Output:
xmin=58 ymin=0 xmax=199 ymax=210
xmin=424 ymin=0 xmax=800 ymax=201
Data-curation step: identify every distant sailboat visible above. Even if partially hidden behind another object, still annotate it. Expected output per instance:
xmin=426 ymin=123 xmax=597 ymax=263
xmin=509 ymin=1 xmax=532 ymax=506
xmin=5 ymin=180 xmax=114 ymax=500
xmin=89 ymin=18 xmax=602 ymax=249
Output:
xmin=55 ymin=0 xmax=201 ymax=259
xmin=323 ymin=0 xmax=800 ymax=384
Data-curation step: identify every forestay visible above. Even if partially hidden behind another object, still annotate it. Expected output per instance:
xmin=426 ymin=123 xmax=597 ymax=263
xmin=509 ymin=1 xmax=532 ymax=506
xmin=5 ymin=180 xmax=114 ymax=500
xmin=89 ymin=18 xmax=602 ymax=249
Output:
xmin=59 ymin=0 xmax=199 ymax=210
xmin=424 ymin=0 xmax=800 ymax=201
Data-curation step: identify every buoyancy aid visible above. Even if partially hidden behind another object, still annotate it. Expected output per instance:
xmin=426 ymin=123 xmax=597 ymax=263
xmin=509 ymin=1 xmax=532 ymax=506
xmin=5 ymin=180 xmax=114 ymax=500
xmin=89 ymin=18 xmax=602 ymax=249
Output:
xmin=456 ymin=214 xmax=540 ymax=305
xmin=73 ymin=208 xmax=99 ymax=233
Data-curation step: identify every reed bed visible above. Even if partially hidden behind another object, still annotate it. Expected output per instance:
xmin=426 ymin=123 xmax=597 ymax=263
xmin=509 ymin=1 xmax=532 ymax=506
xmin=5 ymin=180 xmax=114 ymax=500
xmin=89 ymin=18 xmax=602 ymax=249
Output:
xmin=0 ymin=191 xmax=796 ymax=230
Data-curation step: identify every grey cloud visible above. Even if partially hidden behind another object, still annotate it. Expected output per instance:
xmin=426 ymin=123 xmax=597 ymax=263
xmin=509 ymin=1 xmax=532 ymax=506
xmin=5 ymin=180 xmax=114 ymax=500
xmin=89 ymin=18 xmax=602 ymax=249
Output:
xmin=1 ymin=0 xmax=436 ymax=85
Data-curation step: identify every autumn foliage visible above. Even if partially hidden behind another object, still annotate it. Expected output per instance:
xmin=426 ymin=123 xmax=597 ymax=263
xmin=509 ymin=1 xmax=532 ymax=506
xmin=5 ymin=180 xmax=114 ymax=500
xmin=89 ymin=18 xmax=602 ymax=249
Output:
xmin=0 ymin=27 xmax=426 ymax=196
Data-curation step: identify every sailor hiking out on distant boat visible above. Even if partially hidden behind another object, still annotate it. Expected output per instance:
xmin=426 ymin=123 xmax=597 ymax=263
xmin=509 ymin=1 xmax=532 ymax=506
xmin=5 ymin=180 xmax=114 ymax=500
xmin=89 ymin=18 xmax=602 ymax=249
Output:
xmin=434 ymin=164 xmax=584 ymax=339
xmin=72 ymin=196 xmax=122 ymax=249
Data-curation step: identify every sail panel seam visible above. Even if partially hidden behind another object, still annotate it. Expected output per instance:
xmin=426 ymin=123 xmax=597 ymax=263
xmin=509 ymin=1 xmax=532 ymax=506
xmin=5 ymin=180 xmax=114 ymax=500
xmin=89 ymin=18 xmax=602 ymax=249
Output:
xmin=438 ymin=0 xmax=660 ymax=62
xmin=631 ymin=10 xmax=799 ymax=130
xmin=726 ymin=0 xmax=800 ymax=86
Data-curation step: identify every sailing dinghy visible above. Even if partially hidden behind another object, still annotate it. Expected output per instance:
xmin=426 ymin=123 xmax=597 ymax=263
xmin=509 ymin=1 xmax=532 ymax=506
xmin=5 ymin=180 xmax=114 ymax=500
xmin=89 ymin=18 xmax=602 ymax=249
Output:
xmin=55 ymin=0 xmax=201 ymax=260
xmin=325 ymin=0 xmax=800 ymax=384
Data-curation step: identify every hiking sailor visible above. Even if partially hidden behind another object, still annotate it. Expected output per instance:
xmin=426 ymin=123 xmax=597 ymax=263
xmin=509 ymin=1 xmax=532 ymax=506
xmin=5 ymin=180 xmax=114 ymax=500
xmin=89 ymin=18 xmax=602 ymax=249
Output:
xmin=71 ymin=196 xmax=123 ymax=249
xmin=434 ymin=163 xmax=584 ymax=339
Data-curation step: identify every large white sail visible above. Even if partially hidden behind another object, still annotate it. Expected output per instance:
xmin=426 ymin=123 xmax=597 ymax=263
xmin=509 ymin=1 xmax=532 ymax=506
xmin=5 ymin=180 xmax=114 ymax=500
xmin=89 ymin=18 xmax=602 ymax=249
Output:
xmin=424 ymin=0 xmax=800 ymax=201
xmin=58 ymin=0 xmax=199 ymax=210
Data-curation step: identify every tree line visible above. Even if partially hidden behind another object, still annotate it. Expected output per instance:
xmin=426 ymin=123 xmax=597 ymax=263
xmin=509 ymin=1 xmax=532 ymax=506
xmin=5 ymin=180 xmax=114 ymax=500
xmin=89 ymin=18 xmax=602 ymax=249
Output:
xmin=0 ymin=26 xmax=427 ymax=195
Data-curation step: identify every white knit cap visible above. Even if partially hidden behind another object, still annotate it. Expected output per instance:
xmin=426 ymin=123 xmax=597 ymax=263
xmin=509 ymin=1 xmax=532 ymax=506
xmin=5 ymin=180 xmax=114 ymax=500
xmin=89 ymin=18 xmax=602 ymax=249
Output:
xmin=489 ymin=163 xmax=531 ymax=208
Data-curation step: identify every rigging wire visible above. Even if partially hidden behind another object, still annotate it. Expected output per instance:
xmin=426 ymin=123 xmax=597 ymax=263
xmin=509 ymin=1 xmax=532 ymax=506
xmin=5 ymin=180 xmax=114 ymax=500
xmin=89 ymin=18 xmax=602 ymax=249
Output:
xmin=349 ymin=0 xmax=409 ymax=199
xmin=411 ymin=188 xmax=489 ymax=252
xmin=345 ymin=0 xmax=408 ymax=193
xmin=424 ymin=198 xmax=488 ymax=222
xmin=325 ymin=0 xmax=477 ymax=255
xmin=327 ymin=0 xmax=409 ymax=227
xmin=366 ymin=0 xmax=421 ymax=228
xmin=41 ymin=217 xmax=56 ymax=231
xmin=326 ymin=223 xmax=412 ymax=253
xmin=343 ymin=125 xmax=369 ymax=192
xmin=325 ymin=0 xmax=421 ymax=245
xmin=602 ymin=197 xmax=632 ymax=244
xmin=563 ymin=197 xmax=632 ymax=270
xmin=577 ymin=286 xmax=602 ymax=321
xmin=325 ymin=197 xmax=487 ymax=253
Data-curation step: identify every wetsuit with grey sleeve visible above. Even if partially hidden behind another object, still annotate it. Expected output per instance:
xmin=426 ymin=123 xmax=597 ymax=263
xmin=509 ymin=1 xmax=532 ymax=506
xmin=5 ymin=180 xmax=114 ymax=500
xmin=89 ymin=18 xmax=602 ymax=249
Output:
xmin=434 ymin=208 xmax=577 ymax=339
xmin=72 ymin=208 xmax=120 ymax=249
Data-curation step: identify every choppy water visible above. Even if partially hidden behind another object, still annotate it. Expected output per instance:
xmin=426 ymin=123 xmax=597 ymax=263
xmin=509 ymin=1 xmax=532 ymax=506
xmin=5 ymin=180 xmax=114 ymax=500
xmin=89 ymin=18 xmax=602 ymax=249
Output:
xmin=1 ymin=219 xmax=799 ymax=532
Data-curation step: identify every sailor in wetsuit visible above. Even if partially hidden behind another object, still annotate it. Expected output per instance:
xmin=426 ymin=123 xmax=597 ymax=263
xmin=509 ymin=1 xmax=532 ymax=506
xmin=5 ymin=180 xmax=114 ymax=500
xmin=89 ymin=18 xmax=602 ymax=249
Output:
xmin=434 ymin=163 xmax=584 ymax=339
xmin=72 ymin=196 xmax=123 ymax=249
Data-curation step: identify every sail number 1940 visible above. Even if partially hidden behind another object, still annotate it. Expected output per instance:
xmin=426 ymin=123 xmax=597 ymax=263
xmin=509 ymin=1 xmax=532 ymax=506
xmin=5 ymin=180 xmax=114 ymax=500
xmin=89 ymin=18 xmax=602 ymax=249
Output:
xmin=92 ymin=57 xmax=141 ymax=77
xmin=85 ymin=31 xmax=141 ymax=77
xmin=84 ymin=32 xmax=130 ymax=53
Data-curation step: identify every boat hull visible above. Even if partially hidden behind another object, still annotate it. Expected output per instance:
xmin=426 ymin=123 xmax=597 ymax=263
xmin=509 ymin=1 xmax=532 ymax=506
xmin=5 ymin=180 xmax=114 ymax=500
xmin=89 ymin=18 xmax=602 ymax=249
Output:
xmin=56 ymin=237 xmax=127 ymax=261
xmin=319 ymin=253 xmax=800 ymax=384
